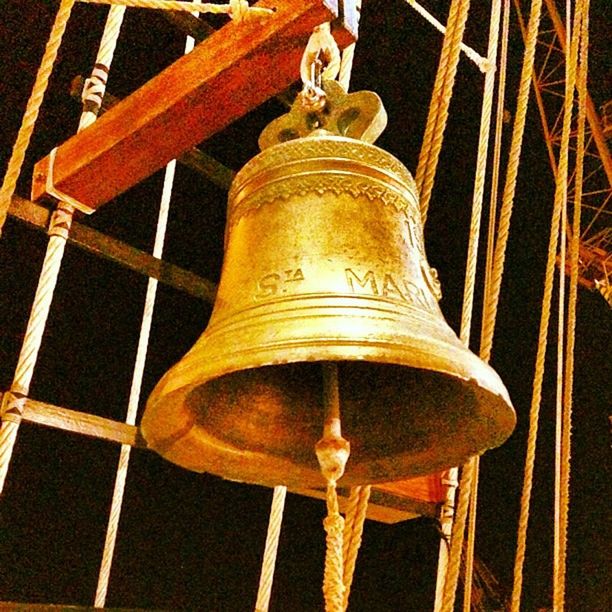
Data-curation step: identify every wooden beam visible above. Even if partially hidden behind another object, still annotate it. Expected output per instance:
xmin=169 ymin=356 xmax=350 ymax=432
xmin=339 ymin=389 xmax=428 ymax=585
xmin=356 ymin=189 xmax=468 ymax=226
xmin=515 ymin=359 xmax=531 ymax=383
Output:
xmin=70 ymin=75 xmax=236 ymax=190
xmin=1 ymin=392 xmax=145 ymax=448
xmin=7 ymin=386 xmax=443 ymax=523
xmin=32 ymin=0 xmax=358 ymax=211
xmin=294 ymin=478 xmax=442 ymax=524
xmin=9 ymin=195 xmax=217 ymax=303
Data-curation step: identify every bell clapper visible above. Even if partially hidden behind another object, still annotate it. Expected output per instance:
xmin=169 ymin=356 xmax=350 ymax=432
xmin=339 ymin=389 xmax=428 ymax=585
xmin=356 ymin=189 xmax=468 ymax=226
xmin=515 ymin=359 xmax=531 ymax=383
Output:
xmin=316 ymin=363 xmax=350 ymax=612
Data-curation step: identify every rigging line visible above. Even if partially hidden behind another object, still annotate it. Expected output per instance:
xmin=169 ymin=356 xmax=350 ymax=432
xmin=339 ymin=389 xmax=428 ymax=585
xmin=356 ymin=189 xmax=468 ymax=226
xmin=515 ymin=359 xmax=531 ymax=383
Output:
xmin=0 ymin=0 xmax=76 ymax=236
xmin=557 ymin=1 xmax=590 ymax=607
xmin=0 ymin=0 xmax=93 ymax=496
xmin=403 ymin=0 xmax=488 ymax=71
xmin=416 ymin=0 xmax=472 ymax=224
xmin=255 ymin=485 xmax=288 ymax=612
xmin=439 ymin=457 xmax=476 ymax=612
xmin=433 ymin=0 xmax=504 ymax=608
xmin=480 ymin=0 xmax=544 ymax=365
xmin=77 ymin=0 xmax=273 ymax=19
xmin=95 ymin=3 xmax=198 ymax=605
xmin=510 ymin=0 xmax=583 ymax=607
xmin=415 ymin=0 xmax=467 ymax=195
xmin=482 ymin=0 xmax=510 ymax=331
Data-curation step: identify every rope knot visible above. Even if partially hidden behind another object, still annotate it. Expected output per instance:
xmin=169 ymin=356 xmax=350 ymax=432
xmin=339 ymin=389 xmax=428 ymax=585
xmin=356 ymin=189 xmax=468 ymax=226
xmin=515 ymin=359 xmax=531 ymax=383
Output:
xmin=323 ymin=512 xmax=345 ymax=536
xmin=1 ymin=391 xmax=26 ymax=423
xmin=316 ymin=433 xmax=350 ymax=484
xmin=229 ymin=0 xmax=249 ymax=21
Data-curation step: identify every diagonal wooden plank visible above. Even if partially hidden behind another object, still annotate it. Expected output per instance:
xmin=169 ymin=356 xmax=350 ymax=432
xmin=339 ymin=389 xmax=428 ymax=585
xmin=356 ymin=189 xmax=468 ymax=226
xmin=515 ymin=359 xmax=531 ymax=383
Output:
xmin=32 ymin=0 xmax=358 ymax=211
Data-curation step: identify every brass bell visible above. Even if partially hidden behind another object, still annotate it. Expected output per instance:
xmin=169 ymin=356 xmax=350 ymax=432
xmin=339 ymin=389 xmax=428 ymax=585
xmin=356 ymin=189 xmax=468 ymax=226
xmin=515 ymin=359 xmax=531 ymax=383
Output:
xmin=141 ymin=83 xmax=515 ymax=488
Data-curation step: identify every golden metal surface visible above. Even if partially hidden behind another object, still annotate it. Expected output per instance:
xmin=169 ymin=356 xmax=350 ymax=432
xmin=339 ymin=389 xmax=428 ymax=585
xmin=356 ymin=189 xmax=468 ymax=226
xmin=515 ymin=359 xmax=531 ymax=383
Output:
xmin=259 ymin=80 xmax=387 ymax=149
xmin=142 ymin=105 xmax=515 ymax=488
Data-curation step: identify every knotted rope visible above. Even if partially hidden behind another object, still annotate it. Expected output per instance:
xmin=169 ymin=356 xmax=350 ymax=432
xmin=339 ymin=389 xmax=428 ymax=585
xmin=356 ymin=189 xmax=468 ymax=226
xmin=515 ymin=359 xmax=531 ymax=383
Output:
xmin=317 ymin=364 xmax=350 ymax=612
xmin=342 ymin=484 xmax=370 ymax=610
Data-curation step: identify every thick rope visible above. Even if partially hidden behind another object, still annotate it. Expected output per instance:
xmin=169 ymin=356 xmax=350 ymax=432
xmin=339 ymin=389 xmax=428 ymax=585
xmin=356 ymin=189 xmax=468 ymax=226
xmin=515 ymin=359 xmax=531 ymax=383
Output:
xmin=316 ymin=364 xmax=350 ymax=612
xmin=78 ymin=0 xmax=273 ymax=19
xmin=509 ymin=1 xmax=581 ymax=606
xmin=255 ymin=485 xmax=288 ymax=612
xmin=555 ymin=2 xmax=589 ymax=608
xmin=429 ymin=1 xmax=503 ymax=606
xmin=403 ymin=0 xmax=488 ymax=72
xmin=557 ymin=4 xmax=589 ymax=607
xmin=341 ymin=484 xmax=371 ymax=610
xmin=433 ymin=468 xmax=458 ymax=612
xmin=0 ymin=0 xmax=77 ymax=237
xmin=440 ymin=457 xmax=475 ymax=612
xmin=479 ymin=0 xmax=544 ymax=363
xmin=80 ymin=6 xmax=127 ymax=130
xmin=462 ymin=460 xmax=479 ymax=612
xmin=415 ymin=0 xmax=471 ymax=223
xmin=483 ymin=0 xmax=511 ymax=315
xmin=456 ymin=2 xmax=503 ymax=608
xmin=459 ymin=0 xmax=502 ymax=347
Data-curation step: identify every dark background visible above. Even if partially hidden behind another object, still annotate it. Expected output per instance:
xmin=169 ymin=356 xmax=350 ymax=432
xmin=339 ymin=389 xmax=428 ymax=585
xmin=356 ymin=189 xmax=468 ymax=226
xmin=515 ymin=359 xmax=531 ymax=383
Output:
xmin=0 ymin=0 xmax=610 ymax=610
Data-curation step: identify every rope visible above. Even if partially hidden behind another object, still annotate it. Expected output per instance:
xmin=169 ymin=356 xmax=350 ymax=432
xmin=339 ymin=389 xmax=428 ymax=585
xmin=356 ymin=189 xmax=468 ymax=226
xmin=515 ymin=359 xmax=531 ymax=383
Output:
xmin=433 ymin=468 xmax=458 ymax=612
xmin=462 ymin=457 xmax=479 ymax=612
xmin=403 ymin=0 xmax=489 ymax=72
xmin=341 ymin=485 xmax=371 ymax=610
xmin=80 ymin=6 xmax=127 ymax=129
xmin=78 ymin=0 xmax=273 ymax=19
xmin=415 ymin=0 xmax=471 ymax=223
xmin=439 ymin=457 xmax=475 ymax=612
xmin=479 ymin=0 xmax=543 ymax=363
xmin=0 ymin=205 xmax=72 ymax=492
xmin=454 ymin=1 xmax=503 ymax=608
xmin=509 ymin=0 xmax=581 ymax=606
xmin=338 ymin=0 xmax=362 ymax=91
xmin=95 ymin=0 xmax=209 ymax=600
xmin=459 ymin=0 xmax=502 ymax=347
xmin=95 ymin=161 xmax=173 ymax=607
xmin=0 ymin=0 xmax=76 ymax=237
xmin=428 ymin=1 xmax=504 ymax=606
xmin=255 ymin=485 xmax=287 ymax=612
xmin=555 ymin=2 xmax=589 ymax=608
xmin=558 ymin=4 xmax=589 ymax=606
xmin=316 ymin=364 xmax=350 ymax=612
xmin=482 ymin=0 xmax=510 ymax=319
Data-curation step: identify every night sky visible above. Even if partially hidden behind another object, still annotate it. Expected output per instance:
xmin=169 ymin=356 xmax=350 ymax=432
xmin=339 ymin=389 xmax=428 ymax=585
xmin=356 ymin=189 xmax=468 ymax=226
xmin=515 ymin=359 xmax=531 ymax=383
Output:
xmin=0 ymin=1 xmax=610 ymax=610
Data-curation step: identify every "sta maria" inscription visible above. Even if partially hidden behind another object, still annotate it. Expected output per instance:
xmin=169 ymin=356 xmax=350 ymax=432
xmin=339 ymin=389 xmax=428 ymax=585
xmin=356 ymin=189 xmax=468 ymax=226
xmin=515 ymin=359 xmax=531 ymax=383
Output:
xmin=345 ymin=267 xmax=434 ymax=311
xmin=256 ymin=268 xmax=305 ymax=298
